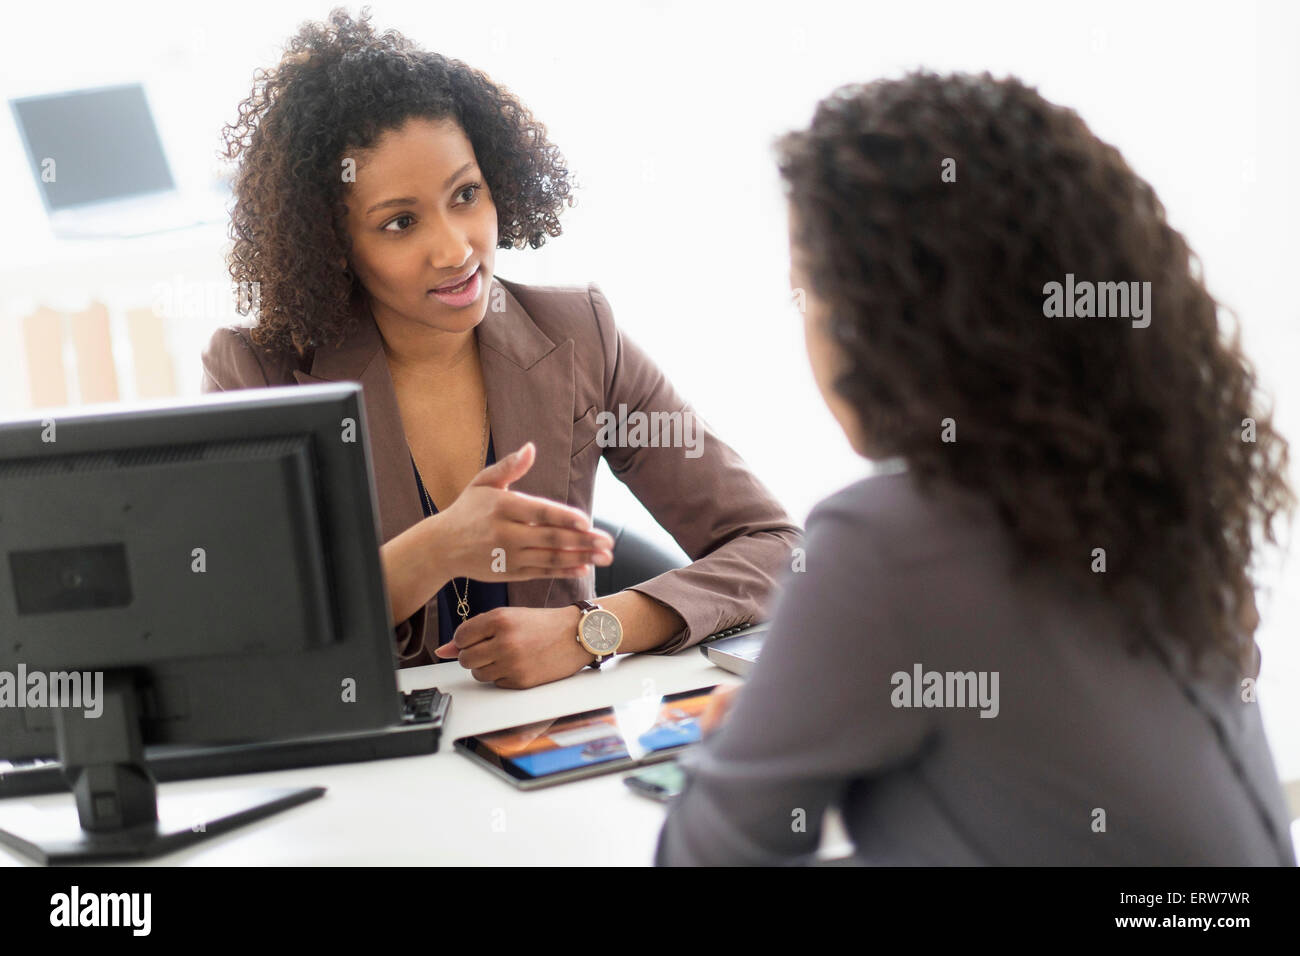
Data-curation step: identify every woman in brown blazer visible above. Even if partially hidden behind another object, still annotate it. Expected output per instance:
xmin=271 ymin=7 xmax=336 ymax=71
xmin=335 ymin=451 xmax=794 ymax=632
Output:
xmin=201 ymin=10 xmax=798 ymax=688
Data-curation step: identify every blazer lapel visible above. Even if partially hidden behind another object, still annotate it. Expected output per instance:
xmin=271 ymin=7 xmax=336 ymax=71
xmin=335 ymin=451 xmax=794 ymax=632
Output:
xmin=291 ymin=279 xmax=576 ymax=643
xmin=478 ymin=279 xmax=575 ymax=611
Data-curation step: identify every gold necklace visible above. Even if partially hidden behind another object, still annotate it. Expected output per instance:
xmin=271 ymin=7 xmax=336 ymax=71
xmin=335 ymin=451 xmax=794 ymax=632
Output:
xmin=413 ymin=400 xmax=489 ymax=624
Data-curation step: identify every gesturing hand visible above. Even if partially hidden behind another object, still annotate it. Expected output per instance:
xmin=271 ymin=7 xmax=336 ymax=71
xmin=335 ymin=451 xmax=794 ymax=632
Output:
xmin=432 ymin=441 xmax=613 ymax=583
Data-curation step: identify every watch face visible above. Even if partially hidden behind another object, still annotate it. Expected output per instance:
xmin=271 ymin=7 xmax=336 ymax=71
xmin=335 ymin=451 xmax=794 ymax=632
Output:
xmin=581 ymin=609 xmax=622 ymax=654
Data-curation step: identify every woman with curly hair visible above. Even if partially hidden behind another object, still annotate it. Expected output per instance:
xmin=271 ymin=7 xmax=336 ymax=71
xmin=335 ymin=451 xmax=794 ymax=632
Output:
xmin=658 ymin=72 xmax=1296 ymax=865
xmin=201 ymin=8 xmax=799 ymax=688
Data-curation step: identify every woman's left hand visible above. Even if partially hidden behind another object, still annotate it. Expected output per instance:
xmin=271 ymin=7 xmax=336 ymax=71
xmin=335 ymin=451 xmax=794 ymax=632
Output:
xmin=435 ymin=605 xmax=593 ymax=688
xmin=699 ymin=684 xmax=742 ymax=737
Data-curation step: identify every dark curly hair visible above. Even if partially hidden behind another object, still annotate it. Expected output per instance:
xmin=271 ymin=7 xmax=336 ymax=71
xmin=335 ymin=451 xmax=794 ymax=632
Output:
xmin=221 ymin=6 xmax=574 ymax=356
xmin=776 ymin=71 xmax=1294 ymax=677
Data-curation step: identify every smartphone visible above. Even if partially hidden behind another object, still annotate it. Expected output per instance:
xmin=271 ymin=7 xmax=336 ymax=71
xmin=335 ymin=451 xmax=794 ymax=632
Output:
xmin=624 ymin=760 xmax=687 ymax=803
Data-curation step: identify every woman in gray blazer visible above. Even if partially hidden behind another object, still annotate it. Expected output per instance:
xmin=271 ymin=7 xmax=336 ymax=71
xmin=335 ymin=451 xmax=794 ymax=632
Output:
xmin=658 ymin=72 xmax=1296 ymax=865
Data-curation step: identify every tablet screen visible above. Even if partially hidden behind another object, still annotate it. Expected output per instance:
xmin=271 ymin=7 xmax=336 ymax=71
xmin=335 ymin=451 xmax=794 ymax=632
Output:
xmin=456 ymin=686 xmax=718 ymax=785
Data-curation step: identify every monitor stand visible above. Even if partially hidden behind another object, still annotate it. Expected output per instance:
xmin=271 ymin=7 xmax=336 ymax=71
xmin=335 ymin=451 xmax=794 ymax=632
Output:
xmin=0 ymin=672 xmax=324 ymax=864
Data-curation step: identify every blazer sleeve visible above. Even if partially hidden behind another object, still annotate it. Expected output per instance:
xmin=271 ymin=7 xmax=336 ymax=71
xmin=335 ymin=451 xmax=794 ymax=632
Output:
xmin=200 ymin=326 xmax=271 ymax=392
xmin=655 ymin=497 xmax=931 ymax=865
xmin=588 ymin=283 xmax=802 ymax=653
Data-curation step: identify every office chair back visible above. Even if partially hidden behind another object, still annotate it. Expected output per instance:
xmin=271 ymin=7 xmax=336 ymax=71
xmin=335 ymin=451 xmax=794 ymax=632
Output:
xmin=592 ymin=517 xmax=686 ymax=596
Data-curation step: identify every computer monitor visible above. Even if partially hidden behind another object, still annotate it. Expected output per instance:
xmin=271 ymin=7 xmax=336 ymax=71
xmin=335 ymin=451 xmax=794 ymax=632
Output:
xmin=0 ymin=383 xmax=441 ymax=863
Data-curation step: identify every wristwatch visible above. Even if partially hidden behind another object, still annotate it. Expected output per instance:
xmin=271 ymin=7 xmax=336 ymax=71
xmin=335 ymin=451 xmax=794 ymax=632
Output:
xmin=573 ymin=599 xmax=623 ymax=669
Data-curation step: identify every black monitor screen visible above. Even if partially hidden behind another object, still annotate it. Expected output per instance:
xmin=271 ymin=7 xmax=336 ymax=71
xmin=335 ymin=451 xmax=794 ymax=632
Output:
xmin=0 ymin=384 xmax=402 ymax=755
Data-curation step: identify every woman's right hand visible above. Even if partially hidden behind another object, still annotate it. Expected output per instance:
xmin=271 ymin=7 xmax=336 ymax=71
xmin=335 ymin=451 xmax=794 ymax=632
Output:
xmin=430 ymin=441 xmax=614 ymax=584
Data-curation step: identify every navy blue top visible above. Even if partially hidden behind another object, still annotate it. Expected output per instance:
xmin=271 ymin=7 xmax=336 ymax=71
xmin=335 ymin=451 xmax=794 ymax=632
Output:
xmin=410 ymin=434 xmax=510 ymax=647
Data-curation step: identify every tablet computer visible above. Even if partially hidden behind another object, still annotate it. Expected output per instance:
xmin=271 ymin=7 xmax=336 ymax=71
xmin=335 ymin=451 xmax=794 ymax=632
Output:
xmin=454 ymin=686 xmax=718 ymax=789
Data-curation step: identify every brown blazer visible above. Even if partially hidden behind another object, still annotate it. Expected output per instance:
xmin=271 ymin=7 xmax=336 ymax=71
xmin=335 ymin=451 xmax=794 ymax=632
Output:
xmin=200 ymin=276 xmax=801 ymax=666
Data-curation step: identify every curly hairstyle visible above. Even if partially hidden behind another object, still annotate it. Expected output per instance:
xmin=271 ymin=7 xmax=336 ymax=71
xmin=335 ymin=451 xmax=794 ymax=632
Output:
xmin=775 ymin=71 xmax=1294 ymax=677
xmin=221 ymin=6 xmax=574 ymax=356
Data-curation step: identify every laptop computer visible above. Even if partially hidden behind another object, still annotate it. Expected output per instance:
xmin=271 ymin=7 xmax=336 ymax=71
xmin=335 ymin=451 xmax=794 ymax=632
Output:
xmin=699 ymin=623 xmax=769 ymax=677
xmin=10 ymin=82 xmax=226 ymax=239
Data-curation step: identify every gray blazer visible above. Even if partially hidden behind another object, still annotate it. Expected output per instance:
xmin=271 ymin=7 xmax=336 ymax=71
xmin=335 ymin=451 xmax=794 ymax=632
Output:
xmin=201 ymin=276 xmax=800 ymax=666
xmin=657 ymin=469 xmax=1296 ymax=865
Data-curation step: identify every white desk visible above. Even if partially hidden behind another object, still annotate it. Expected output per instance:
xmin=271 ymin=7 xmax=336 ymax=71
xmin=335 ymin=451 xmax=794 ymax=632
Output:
xmin=0 ymin=648 xmax=825 ymax=866
xmin=8 ymin=644 xmax=1289 ymax=865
